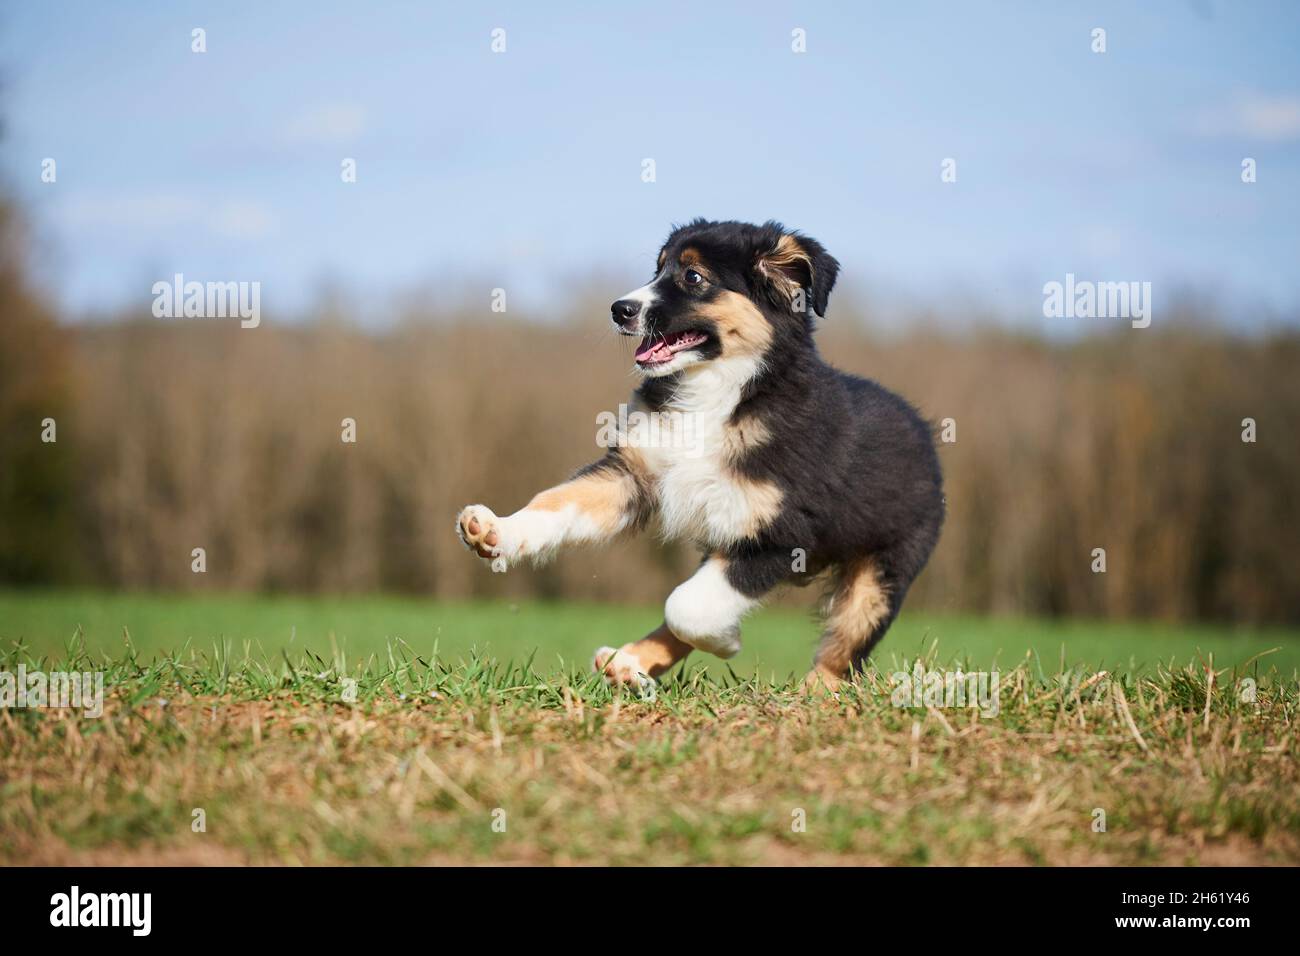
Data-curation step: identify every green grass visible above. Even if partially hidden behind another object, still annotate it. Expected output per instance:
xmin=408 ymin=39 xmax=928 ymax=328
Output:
xmin=3 ymin=589 xmax=1297 ymax=678
xmin=1 ymin=590 xmax=1297 ymax=866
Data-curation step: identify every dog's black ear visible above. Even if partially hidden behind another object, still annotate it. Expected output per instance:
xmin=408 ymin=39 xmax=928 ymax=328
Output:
xmin=754 ymin=230 xmax=840 ymax=318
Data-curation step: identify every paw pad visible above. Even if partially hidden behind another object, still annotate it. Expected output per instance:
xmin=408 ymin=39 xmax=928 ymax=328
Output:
xmin=456 ymin=505 xmax=507 ymax=571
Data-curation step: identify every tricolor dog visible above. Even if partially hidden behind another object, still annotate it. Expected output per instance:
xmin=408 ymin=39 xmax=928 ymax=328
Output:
xmin=456 ymin=220 xmax=944 ymax=690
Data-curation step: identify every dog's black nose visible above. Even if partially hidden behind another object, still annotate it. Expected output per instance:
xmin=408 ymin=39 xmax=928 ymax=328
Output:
xmin=611 ymin=299 xmax=641 ymax=328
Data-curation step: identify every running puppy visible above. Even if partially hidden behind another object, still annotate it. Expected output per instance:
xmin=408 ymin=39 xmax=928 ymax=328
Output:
xmin=456 ymin=220 xmax=944 ymax=690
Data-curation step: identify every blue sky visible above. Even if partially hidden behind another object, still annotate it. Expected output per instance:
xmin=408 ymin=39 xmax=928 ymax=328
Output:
xmin=2 ymin=0 xmax=1298 ymax=330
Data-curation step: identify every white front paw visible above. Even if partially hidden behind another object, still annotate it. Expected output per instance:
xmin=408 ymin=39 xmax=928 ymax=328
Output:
xmin=455 ymin=504 xmax=510 ymax=572
xmin=593 ymin=645 xmax=655 ymax=697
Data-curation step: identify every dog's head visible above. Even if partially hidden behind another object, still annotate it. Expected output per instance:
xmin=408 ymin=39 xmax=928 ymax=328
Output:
xmin=611 ymin=220 xmax=840 ymax=377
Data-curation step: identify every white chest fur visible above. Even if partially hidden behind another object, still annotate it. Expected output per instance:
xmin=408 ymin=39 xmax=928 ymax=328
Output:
xmin=627 ymin=358 xmax=769 ymax=549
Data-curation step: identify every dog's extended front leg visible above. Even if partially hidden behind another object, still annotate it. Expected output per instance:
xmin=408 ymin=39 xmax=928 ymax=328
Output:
xmin=456 ymin=455 xmax=646 ymax=572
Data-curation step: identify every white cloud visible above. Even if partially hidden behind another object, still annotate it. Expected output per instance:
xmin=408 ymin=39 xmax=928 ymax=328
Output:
xmin=1079 ymin=224 xmax=1127 ymax=259
xmin=61 ymin=194 xmax=201 ymax=230
xmin=283 ymin=102 xmax=366 ymax=146
xmin=59 ymin=194 xmax=277 ymax=240
xmin=1236 ymin=94 xmax=1300 ymax=140
xmin=1190 ymin=92 xmax=1300 ymax=141
xmin=212 ymin=201 xmax=278 ymax=240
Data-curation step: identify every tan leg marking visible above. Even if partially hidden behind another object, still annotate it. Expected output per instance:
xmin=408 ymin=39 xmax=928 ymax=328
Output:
xmin=594 ymin=622 xmax=693 ymax=686
xmin=527 ymin=468 xmax=638 ymax=534
xmin=803 ymin=666 xmax=844 ymax=694
xmin=456 ymin=451 xmax=649 ymax=570
xmin=806 ymin=558 xmax=891 ymax=686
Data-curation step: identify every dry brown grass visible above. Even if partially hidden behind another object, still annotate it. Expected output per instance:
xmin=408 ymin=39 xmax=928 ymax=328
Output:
xmin=3 ymin=649 xmax=1296 ymax=866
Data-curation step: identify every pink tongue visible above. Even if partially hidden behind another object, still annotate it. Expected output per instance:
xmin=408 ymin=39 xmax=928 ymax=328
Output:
xmin=635 ymin=338 xmax=671 ymax=363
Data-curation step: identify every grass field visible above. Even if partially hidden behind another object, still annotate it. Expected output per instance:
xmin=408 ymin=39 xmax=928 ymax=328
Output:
xmin=2 ymin=590 xmax=1298 ymax=866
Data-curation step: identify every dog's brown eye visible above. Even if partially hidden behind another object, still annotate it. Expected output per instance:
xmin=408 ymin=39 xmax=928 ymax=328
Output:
xmin=684 ymin=269 xmax=704 ymax=286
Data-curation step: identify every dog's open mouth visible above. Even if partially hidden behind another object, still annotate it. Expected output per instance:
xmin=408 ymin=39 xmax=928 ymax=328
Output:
xmin=634 ymin=329 xmax=710 ymax=367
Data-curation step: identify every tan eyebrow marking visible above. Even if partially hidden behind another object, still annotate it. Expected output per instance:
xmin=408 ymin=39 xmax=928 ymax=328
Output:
xmin=678 ymin=247 xmax=715 ymax=281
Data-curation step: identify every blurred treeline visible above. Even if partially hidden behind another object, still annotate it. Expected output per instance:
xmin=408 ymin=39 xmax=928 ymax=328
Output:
xmin=2 ymin=201 xmax=1298 ymax=623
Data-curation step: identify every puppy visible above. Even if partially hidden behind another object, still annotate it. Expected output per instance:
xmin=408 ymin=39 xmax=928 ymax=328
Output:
xmin=457 ymin=220 xmax=943 ymax=690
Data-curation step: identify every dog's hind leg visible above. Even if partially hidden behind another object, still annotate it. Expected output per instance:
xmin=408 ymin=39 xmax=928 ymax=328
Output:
xmin=805 ymin=557 xmax=900 ymax=692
